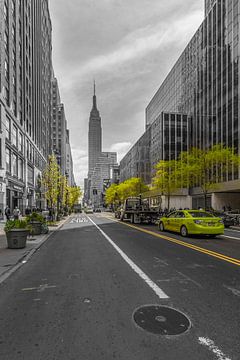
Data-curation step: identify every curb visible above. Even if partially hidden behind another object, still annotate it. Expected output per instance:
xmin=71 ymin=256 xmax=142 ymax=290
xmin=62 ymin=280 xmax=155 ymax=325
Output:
xmin=0 ymin=216 xmax=70 ymax=285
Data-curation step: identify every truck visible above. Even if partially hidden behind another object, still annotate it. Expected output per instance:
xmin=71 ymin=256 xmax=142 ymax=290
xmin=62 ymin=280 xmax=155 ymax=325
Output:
xmin=119 ymin=197 xmax=159 ymax=224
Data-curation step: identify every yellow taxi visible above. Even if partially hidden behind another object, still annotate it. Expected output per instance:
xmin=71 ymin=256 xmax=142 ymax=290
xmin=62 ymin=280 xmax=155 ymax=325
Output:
xmin=158 ymin=210 xmax=224 ymax=237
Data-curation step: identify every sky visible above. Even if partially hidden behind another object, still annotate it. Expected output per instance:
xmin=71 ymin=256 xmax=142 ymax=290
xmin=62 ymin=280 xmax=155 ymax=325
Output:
xmin=48 ymin=0 xmax=204 ymax=189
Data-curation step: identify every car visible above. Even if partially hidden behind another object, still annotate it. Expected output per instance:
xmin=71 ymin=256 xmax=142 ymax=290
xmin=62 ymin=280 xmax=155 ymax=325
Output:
xmin=84 ymin=207 xmax=94 ymax=214
xmin=158 ymin=210 xmax=224 ymax=237
xmin=211 ymin=211 xmax=235 ymax=228
xmin=94 ymin=208 xmax=101 ymax=213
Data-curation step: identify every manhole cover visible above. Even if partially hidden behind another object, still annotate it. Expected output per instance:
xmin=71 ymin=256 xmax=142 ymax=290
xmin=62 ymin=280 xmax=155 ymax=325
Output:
xmin=133 ymin=305 xmax=190 ymax=335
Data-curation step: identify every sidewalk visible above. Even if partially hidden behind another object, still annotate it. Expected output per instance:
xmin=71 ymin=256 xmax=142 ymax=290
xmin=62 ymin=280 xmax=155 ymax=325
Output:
xmin=0 ymin=216 xmax=70 ymax=282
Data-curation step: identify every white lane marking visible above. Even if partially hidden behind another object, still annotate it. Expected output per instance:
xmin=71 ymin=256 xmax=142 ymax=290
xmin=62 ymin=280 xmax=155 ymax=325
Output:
xmin=221 ymin=235 xmax=240 ymax=241
xmin=87 ymin=216 xmax=169 ymax=299
xmin=70 ymin=217 xmax=89 ymax=223
xmin=198 ymin=337 xmax=231 ymax=360
xmin=223 ymin=284 xmax=240 ymax=297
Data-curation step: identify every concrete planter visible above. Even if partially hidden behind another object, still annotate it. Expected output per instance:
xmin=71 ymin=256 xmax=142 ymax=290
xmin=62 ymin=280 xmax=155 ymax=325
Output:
xmin=6 ymin=229 xmax=29 ymax=249
xmin=29 ymin=221 xmax=42 ymax=235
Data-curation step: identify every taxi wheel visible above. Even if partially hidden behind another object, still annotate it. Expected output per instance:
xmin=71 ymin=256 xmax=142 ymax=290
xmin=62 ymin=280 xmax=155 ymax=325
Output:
xmin=180 ymin=225 xmax=188 ymax=237
xmin=158 ymin=222 xmax=165 ymax=232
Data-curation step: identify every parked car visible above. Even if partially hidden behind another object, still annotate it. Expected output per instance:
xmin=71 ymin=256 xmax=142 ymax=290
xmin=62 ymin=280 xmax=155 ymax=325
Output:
xmin=158 ymin=210 xmax=224 ymax=237
xmin=211 ymin=211 xmax=235 ymax=228
xmin=94 ymin=208 xmax=101 ymax=213
xmin=223 ymin=210 xmax=240 ymax=225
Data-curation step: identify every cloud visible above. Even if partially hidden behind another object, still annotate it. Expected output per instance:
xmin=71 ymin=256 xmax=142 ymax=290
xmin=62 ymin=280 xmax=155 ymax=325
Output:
xmin=61 ymin=9 xmax=203 ymax=88
xmin=72 ymin=148 xmax=88 ymax=188
xmin=49 ymin=0 xmax=204 ymax=186
xmin=109 ymin=142 xmax=132 ymax=162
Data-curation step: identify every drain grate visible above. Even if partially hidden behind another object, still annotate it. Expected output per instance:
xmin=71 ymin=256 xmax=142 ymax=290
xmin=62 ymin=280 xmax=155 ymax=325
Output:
xmin=133 ymin=305 xmax=190 ymax=335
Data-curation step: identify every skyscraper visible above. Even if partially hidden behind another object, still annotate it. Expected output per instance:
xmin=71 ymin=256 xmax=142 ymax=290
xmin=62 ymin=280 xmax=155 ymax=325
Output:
xmin=88 ymin=82 xmax=102 ymax=176
xmin=85 ymin=83 xmax=117 ymax=207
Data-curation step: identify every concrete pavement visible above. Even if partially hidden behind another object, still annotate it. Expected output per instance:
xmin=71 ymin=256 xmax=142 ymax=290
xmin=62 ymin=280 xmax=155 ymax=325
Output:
xmin=0 ymin=216 xmax=70 ymax=281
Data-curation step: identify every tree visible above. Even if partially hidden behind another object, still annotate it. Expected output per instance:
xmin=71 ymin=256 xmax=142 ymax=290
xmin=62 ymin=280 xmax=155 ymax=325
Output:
xmin=152 ymin=159 xmax=181 ymax=210
xmin=179 ymin=145 xmax=240 ymax=209
xmin=105 ymin=183 xmax=119 ymax=209
xmin=105 ymin=178 xmax=149 ymax=208
xmin=42 ymin=155 xmax=60 ymax=210
xmin=67 ymin=186 xmax=82 ymax=211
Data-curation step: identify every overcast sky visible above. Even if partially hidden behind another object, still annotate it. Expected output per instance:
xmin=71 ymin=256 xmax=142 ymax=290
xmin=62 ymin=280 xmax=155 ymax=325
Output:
xmin=48 ymin=0 xmax=204 ymax=188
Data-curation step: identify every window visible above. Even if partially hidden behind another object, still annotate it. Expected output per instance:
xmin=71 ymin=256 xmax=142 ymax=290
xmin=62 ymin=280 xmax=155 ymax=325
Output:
xmin=26 ymin=140 xmax=29 ymax=158
xmin=27 ymin=165 xmax=34 ymax=184
xmin=6 ymin=148 xmax=10 ymax=173
xmin=4 ymin=60 xmax=9 ymax=80
xmin=19 ymin=132 xmax=23 ymax=152
xmin=4 ymin=31 xmax=8 ymax=50
xmin=0 ymin=139 xmax=2 ymax=168
xmin=6 ymin=117 xmax=10 ymax=140
xmin=4 ymin=2 xmax=8 ymax=21
xmin=18 ymin=158 xmax=23 ymax=180
xmin=3 ymin=86 xmax=10 ymax=105
xmin=12 ymin=125 xmax=17 ymax=147
xmin=12 ymin=153 xmax=17 ymax=176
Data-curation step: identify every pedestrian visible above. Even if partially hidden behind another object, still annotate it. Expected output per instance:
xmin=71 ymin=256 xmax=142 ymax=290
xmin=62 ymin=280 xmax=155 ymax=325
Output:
xmin=5 ymin=206 xmax=11 ymax=220
xmin=13 ymin=206 xmax=20 ymax=220
xmin=25 ymin=207 xmax=31 ymax=216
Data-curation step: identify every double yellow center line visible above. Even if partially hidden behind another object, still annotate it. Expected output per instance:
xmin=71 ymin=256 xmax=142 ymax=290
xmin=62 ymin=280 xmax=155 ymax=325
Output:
xmin=104 ymin=216 xmax=240 ymax=267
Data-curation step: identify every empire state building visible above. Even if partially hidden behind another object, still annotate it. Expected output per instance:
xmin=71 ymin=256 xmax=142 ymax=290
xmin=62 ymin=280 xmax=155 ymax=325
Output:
xmin=88 ymin=82 xmax=102 ymax=175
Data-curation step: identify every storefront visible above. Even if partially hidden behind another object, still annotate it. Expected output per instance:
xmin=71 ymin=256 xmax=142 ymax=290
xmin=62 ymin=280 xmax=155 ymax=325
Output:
xmin=6 ymin=182 xmax=25 ymax=215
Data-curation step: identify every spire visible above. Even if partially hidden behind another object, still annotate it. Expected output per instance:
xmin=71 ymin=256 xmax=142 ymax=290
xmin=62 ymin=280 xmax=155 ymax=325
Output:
xmin=93 ymin=80 xmax=97 ymax=109
xmin=90 ymin=80 xmax=100 ymax=118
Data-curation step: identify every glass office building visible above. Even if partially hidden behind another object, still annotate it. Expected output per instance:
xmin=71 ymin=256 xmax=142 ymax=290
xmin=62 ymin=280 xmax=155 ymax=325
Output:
xmin=120 ymin=1 xmax=240 ymax=208
xmin=146 ymin=0 xmax=240 ymax=182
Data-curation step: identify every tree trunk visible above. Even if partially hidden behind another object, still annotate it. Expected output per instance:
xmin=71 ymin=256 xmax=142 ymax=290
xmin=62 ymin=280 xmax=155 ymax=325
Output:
xmin=167 ymin=194 xmax=170 ymax=210
xmin=204 ymin=192 xmax=207 ymax=210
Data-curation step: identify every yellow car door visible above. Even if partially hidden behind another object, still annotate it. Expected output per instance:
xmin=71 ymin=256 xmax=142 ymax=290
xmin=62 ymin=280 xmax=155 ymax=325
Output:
xmin=166 ymin=212 xmax=177 ymax=231
xmin=175 ymin=211 xmax=186 ymax=232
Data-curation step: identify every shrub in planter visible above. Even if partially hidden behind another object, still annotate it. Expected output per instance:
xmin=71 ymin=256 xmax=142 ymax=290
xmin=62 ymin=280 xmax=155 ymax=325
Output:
xmin=4 ymin=220 xmax=30 ymax=249
xmin=26 ymin=212 xmax=45 ymax=235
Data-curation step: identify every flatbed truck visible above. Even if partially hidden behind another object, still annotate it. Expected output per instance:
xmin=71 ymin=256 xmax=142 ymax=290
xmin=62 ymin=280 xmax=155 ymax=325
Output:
xmin=119 ymin=197 xmax=159 ymax=224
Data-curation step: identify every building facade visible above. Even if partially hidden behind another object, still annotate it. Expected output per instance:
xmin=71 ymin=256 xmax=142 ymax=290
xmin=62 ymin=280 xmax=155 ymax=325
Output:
xmin=0 ymin=0 xmax=75 ymax=214
xmin=89 ymin=152 xmax=117 ymax=207
xmin=120 ymin=127 xmax=151 ymax=184
xmin=0 ymin=0 xmax=53 ymax=213
xmin=121 ymin=0 xmax=240 ymax=209
xmin=120 ymin=112 xmax=189 ymax=183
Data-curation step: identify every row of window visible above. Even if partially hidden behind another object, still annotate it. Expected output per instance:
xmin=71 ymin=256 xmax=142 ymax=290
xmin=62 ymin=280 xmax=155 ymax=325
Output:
xmin=6 ymin=147 xmax=24 ymax=180
xmin=5 ymin=117 xmax=45 ymax=170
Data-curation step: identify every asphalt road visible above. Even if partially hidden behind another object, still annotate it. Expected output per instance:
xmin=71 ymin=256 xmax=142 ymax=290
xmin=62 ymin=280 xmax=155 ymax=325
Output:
xmin=0 ymin=213 xmax=239 ymax=360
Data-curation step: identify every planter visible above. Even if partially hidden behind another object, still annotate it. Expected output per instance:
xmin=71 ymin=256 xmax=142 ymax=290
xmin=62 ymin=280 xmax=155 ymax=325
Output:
xmin=29 ymin=221 xmax=42 ymax=235
xmin=6 ymin=229 xmax=29 ymax=249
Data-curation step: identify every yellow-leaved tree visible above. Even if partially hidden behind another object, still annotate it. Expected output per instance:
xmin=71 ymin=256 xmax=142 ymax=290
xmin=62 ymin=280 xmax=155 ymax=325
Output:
xmin=42 ymin=155 xmax=60 ymax=210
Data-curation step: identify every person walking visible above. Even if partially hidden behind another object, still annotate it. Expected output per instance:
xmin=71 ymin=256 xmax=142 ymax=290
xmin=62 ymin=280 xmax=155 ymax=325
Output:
xmin=5 ymin=206 xmax=11 ymax=220
xmin=13 ymin=206 xmax=20 ymax=220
